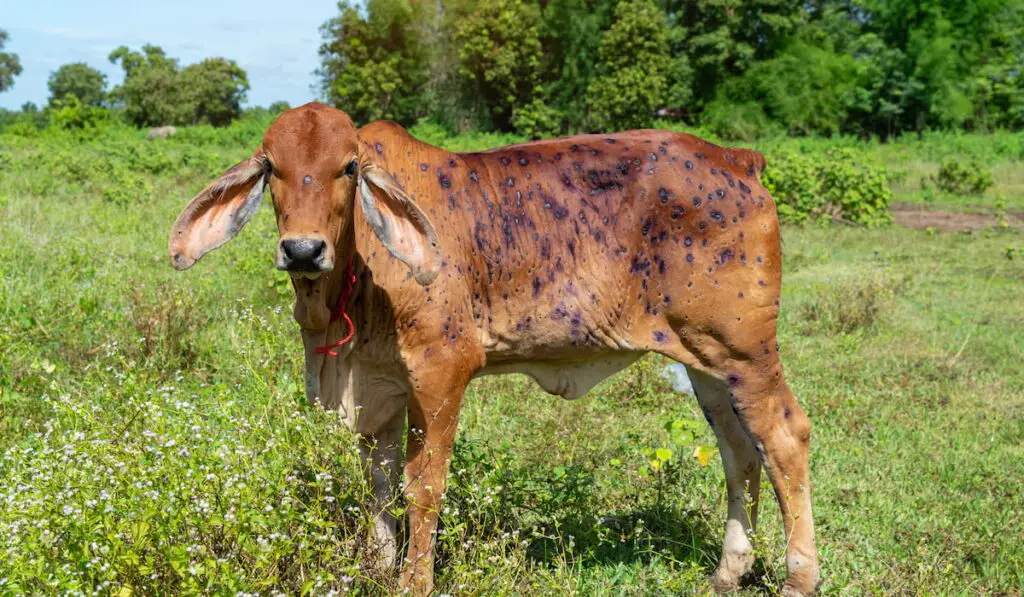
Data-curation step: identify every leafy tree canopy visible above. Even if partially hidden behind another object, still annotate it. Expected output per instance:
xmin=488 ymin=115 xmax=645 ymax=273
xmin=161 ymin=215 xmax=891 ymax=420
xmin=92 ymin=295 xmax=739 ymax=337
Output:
xmin=0 ymin=29 xmax=23 ymax=94
xmin=314 ymin=0 xmax=1024 ymax=138
xmin=48 ymin=62 xmax=108 ymax=107
xmin=109 ymin=45 xmax=249 ymax=127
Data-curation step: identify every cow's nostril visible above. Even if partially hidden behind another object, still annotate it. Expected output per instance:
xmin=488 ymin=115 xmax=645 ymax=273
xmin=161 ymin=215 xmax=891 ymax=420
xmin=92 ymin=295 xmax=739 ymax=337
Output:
xmin=281 ymin=239 xmax=327 ymax=271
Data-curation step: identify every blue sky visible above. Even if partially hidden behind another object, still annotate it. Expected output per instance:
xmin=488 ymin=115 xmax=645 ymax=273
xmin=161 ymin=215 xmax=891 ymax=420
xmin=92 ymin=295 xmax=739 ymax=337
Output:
xmin=0 ymin=0 xmax=341 ymax=109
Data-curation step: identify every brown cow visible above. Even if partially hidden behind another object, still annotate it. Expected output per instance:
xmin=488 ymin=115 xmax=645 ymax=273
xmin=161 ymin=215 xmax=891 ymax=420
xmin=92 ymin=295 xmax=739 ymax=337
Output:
xmin=169 ymin=102 xmax=819 ymax=596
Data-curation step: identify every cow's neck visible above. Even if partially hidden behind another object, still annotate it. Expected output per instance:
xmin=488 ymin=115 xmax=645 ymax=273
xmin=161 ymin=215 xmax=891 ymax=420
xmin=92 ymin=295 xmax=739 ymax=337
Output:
xmin=298 ymin=257 xmax=405 ymax=411
xmin=291 ymin=221 xmax=357 ymax=331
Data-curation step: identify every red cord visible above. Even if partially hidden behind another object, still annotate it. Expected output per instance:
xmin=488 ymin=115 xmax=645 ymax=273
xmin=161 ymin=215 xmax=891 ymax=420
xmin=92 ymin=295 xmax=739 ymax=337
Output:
xmin=314 ymin=261 xmax=357 ymax=357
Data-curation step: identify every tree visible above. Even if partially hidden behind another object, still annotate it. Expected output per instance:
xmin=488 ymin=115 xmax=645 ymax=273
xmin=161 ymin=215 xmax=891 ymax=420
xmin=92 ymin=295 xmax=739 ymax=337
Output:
xmin=662 ymin=0 xmax=805 ymax=110
xmin=738 ymin=42 xmax=860 ymax=136
xmin=814 ymin=0 xmax=1024 ymax=135
xmin=315 ymin=0 xmax=1024 ymax=137
xmin=180 ymin=58 xmax=249 ymax=126
xmin=454 ymin=0 xmax=543 ymax=130
xmin=109 ymin=45 xmax=184 ymax=126
xmin=588 ymin=0 xmax=671 ymax=131
xmin=269 ymin=101 xmax=291 ymax=114
xmin=47 ymin=63 xmax=108 ymax=107
xmin=317 ymin=0 xmax=434 ymax=126
xmin=533 ymin=0 xmax=616 ymax=133
xmin=974 ymin=6 xmax=1024 ymax=129
xmin=0 ymin=29 xmax=23 ymax=94
xmin=109 ymin=45 xmax=249 ymax=127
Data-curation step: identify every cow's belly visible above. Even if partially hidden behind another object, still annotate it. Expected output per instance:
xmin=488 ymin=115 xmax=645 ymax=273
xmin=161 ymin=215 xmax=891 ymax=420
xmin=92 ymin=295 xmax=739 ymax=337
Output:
xmin=475 ymin=352 xmax=644 ymax=399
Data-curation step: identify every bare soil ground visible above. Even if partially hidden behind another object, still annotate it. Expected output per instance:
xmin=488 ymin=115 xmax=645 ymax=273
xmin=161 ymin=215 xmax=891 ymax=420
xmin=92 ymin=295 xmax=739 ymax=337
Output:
xmin=891 ymin=202 xmax=1024 ymax=233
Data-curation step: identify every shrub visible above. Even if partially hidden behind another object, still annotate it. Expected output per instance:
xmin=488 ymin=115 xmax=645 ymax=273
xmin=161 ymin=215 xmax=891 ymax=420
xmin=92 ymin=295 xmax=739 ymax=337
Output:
xmin=930 ymin=158 xmax=994 ymax=195
xmin=407 ymin=119 xmax=524 ymax=152
xmin=47 ymin=95 xmax=110 ymax=130
xmin=1 ymin=119 xmax=42 ymax=137
xmin=796 ymin=272 xmax=904 ymax=335
xmin=713 ymin=42 xmax=860 ymax=138
xmin=101 ymin=171 xmax=153 ymax=206
xmin=763 ymin=148 xmax=893 ymax=227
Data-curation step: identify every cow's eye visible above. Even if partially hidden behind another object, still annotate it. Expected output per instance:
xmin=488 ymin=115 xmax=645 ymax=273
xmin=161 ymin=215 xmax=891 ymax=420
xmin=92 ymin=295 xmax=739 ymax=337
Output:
xmin=341 ymin=160 xmax=357 ymax=177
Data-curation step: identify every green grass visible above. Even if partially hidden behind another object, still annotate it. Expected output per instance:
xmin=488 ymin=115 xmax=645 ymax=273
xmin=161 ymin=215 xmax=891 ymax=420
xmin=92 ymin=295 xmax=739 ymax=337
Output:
xmin=1 ymin=123 xmax=1022 ymax=595
xmin=852 ymin=133 xmax=1024 ymax=211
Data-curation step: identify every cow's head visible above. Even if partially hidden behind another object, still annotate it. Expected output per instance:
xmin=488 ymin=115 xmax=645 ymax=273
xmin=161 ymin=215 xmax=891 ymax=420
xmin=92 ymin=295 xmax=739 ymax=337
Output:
xmin=168 ymin=103 xmax=440 ymax=326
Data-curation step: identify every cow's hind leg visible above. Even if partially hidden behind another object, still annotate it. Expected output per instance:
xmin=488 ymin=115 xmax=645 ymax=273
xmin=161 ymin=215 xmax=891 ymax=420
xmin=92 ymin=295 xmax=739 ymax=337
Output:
xmin=657 ymin=332 xmax=819 ymax=595
xmin=727 ymin=364 xmax=818 ymax=596
xmin=687 ymin=367 xmax=762 ymax=592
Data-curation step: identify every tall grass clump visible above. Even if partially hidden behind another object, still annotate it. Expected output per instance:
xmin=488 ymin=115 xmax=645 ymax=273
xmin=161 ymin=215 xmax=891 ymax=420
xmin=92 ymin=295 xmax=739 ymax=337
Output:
xmin=795 ymin=270 xmax=905 ymax=335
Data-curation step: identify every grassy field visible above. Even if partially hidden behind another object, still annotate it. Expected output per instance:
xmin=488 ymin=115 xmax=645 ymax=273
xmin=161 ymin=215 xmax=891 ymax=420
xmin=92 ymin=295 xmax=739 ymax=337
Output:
xmin=1 ymin=121 xmax=1022 ymax=596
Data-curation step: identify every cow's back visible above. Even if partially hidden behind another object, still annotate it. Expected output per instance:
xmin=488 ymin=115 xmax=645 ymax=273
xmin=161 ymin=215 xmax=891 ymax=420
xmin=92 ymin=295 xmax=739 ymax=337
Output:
xmin=356 ymin=123 xmax=781 ymax=376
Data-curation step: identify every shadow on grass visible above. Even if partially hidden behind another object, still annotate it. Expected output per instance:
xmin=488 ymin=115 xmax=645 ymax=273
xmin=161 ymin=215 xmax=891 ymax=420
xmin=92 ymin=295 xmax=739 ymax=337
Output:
xmin=521 ymin=502 xmax=719 ymax=570
xmin=438 ymin=439 xmax=734 ymax=579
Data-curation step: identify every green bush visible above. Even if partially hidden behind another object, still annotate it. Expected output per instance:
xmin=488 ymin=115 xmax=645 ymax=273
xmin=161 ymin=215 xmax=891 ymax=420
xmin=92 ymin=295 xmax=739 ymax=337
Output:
xmin=407 ymin=119 xmax=525 ymax=152
xmin=763 ymin=148 xmax=893 ymax=227
xmin=48 ymin=95 xmax=111 ymax=130
xmin=0 ymin=106 xmax=47 ymax=134
xmin=930 ymin=158 xmax=995 ymax=195
xmin=1 ymin=119 xmax=42 ymax=138
xmin=0 ymin=122 xmax=245 ymax=208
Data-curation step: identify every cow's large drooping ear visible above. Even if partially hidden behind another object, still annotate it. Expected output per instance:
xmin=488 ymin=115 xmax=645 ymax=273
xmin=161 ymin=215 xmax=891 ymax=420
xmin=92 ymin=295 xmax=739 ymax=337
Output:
xmin=357 ymin=164 xmax=441 ymax=285
xmin=168 ymin=153 xmax=269 ymax=270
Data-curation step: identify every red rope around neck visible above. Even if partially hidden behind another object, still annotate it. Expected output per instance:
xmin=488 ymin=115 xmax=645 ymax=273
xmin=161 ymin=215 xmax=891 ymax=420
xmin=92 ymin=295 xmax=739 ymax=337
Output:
xmin=314 ymin=261 xmax=357 ymax=357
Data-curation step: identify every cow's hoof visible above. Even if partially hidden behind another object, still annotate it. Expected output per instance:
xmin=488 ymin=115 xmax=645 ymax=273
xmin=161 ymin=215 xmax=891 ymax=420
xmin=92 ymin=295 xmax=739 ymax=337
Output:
xmin=780 ymin=556 xmax=820 ymax=597
xmin=780 ymin=580 xmax=817 ymax=597
xmin=709 ymin=573 xmax=740 ymax=593
xmin=709 ymin=552 xmax=754 ymax=593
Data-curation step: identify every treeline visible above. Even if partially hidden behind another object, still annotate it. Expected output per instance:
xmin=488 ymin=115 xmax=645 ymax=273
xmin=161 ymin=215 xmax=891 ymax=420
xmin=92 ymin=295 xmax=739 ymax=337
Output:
xmin=0 ymin=30 xmax=256 ymax=130
xmin=5 ymin=0 xmax=1024 ymax=140
xmin=317 ymin=0 xmax=1024 ymax=139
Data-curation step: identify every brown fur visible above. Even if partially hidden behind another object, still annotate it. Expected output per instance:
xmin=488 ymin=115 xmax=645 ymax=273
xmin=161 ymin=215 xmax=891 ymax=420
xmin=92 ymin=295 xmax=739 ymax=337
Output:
xmin=169 ymin=103 xmax=819 ymax=596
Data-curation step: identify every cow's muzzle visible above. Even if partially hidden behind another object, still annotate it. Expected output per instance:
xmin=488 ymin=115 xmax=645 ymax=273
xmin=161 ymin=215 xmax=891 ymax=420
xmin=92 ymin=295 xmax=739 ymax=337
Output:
xmin=277 ymin=237 xmax=333 ymax=277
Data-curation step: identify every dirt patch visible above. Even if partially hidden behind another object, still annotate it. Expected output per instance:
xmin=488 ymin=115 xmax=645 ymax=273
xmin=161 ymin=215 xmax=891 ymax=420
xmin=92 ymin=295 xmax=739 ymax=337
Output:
xmin=891 ymin=203 xmax=1024 ymax=233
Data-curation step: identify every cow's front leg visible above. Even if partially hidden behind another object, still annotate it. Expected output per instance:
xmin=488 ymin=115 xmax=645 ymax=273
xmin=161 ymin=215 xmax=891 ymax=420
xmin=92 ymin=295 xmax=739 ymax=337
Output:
xmin=357 ymin=409 xmax=405 ymax=570
xmin=398 ymin=370 xmax=469 ymax=595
